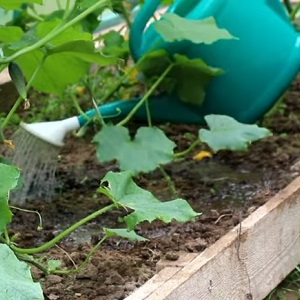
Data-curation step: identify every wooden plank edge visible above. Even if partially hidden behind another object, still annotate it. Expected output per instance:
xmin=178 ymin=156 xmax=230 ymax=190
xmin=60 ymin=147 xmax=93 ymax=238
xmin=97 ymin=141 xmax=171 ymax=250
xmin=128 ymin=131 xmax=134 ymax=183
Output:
xmin=126 ymin=176 xmax=300 ymax=300
xmin=156 ymin=252 xmax=199 ymax=273
xmin=125 ymin=267 xmax=181 ymax=299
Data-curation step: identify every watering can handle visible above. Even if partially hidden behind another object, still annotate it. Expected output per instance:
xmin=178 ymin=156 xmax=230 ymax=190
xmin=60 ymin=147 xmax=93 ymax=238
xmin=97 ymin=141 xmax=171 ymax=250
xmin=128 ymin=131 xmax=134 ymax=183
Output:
xmin=129 ymin=0 xmax=162 ymax=60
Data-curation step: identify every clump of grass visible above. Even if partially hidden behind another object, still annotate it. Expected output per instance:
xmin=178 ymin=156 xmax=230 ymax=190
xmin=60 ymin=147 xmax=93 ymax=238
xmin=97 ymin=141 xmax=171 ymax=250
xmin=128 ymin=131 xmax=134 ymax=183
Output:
xmin=265 ymin=266 xmax=300 ymax=299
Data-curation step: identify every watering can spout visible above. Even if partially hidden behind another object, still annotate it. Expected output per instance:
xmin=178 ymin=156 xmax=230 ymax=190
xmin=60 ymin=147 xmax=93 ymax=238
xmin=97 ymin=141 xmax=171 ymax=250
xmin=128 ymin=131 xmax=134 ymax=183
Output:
xmin=21 ymin=117 xmax=80 ymax=147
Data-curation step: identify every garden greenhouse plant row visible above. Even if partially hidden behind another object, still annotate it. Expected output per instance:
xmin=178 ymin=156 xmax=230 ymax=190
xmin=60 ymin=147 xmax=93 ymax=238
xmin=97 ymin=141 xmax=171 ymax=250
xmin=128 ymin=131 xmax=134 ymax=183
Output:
xmin=126 ymin=176 xmax=300 ymax=300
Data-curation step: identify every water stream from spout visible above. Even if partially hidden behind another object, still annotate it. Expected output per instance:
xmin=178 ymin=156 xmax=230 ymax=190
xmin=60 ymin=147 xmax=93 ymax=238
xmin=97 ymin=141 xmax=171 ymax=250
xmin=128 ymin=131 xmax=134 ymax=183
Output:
xmin=6 ymin=128 xmax=60 ymax=204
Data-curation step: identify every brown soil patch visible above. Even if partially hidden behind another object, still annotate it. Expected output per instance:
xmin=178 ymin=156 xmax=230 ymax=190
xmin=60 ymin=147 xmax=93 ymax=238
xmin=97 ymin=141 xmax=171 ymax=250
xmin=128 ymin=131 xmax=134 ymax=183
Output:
xmin=6 ymin=76 xmax=300 ymax=300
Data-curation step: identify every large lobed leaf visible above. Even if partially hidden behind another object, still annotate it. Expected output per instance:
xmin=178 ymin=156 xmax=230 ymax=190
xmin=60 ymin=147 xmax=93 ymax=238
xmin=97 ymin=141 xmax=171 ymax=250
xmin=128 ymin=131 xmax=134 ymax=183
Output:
xmin=172 ymin=54 xmax=222 ymax=105
xmin=0 ymin=26 xmax=23 ymax=43
xmin=0 ymin=163 xmax=20 ymax=233
xmin=16 ymin=41 xmax=116 ymax=94
xmin=138 ymin=49 xmax=172 ymax=78
xmin=4 ymin=17 xmax=115 ymax=94
xmin=138 ymin=49 xmax=222 ymax=106
xmin=0 ymin=244 xmax=43 ymax=300
xmin=199 ymin=115 xmax=272 ymax=152
xmin=154 ymin=13 xmax=236 ymax=44
xmin=101 ymin=30 xmax=129 ymax=59
xmin=93 ymin=125 xmax=176 ymax=173
xmin=13 ymin=19 xmax=109 ymax=94
xmin=99 ymin=171 xmax=200 ymax=230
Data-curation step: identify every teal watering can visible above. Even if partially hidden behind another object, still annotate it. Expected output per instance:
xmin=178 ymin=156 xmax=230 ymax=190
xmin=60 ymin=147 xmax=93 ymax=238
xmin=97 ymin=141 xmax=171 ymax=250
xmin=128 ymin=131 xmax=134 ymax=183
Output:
xmin=118 ymin=0 xmax=300 ymax=123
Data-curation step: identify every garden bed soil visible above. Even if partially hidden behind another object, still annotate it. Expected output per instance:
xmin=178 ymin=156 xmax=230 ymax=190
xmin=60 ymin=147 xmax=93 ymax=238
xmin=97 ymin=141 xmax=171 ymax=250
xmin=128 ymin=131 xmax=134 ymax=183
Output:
xmin=5 ymin=76 xmax=300 ymax=300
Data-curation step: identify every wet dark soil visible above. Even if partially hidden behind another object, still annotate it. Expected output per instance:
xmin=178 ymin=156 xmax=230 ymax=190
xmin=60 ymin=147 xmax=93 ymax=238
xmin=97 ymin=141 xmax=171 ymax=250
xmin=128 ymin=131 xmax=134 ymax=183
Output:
xmin=6 ymin=76 xmax=300 ymax=300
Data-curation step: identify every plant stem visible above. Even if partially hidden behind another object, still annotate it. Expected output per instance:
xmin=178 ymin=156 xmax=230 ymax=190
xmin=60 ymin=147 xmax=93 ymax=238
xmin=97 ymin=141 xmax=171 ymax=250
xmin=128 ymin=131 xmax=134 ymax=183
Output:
xmin=284 ymin=0 xmax=293 ymax=13
xmin=145 ymin=97 xmax=152 ymax=127
xmin=3 ymin=228 xmax=10 ymax=243
xmin=71 ymin=91 xmax=86 ymax=116
xmin=17 ymin=236 xmax=107 ymax=275
xmin=98 ymin=65 xmax=137 ymax=104
xmin=56 ymin=0 xmax=62 ymax=9
xmin=17 ymin=254 xmax=49 ymax=274
xmin=1 ymin=54 xmax=46 ymax=130
xmin=10 ymin=206 xmax=43 ymax=230
xmin=0 ymin=235 xmax=7 ymax=244
xmin=173 ymin=139 xmax=201 ymax=158
xmin=119 ymin=2 xmax=132 ymax=29
xmin=158 ymin=165 xmax=177 ymax=196
xmin=54 ymin=236 xmax=107 ymax=274
xmin=63 ymin=0 xmax=72 ymax=20
xmin=27 ymin=6 xmax=44 ymax=22
xmin=0 ymin=0 xmax=110 ymax=64
xmin=92 ymin=97 xmax=106 ymax=127
xmin=117 ymin=64 xmax=174 ymax=126
xmin=9 ymin=204 xmax=115 ymax=255
xmin=291 ymin=1 xmax=300 ymax=19
xmin=2 ymin=97 xmax=22 ymax=129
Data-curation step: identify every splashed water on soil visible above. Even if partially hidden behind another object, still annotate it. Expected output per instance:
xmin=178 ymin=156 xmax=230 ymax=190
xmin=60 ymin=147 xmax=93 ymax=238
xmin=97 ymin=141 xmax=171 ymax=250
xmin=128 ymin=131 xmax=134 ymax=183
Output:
xmin=166 ymin=159 xmax=263 ymax=212
xmin=6 ymin=128 xmax=60 ymax=204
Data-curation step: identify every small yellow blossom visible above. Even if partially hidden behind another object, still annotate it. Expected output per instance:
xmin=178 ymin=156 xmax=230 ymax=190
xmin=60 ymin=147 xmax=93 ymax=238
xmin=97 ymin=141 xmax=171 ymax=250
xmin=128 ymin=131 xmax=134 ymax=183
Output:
xmin=193 ymin=150 xmax=212 ymax=160
xmin=75 ymin=86 xmax=86 ymax=95
xmin=4 ymin=139 xmax=15 ymax=150
xmin=125 ymin=66 xmax=139 ymax=84
xmin=122 ymin=93 xmax=131 ymax=100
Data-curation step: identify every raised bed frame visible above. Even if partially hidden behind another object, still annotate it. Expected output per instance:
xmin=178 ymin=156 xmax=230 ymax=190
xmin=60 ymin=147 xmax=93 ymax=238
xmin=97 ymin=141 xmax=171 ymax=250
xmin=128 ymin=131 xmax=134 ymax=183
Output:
xmin=126 ymin=177 xmax=300 ymax=300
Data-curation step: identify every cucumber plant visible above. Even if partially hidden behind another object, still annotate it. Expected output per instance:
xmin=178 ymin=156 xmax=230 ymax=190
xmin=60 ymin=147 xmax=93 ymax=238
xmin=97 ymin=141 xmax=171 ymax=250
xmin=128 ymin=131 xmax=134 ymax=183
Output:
xmin=0 ymin=1 xmax=271 ymax=299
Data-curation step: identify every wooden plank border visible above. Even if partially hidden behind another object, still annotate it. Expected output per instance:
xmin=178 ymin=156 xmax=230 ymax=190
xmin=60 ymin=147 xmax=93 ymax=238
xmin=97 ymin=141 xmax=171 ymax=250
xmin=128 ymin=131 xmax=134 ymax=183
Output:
xmin=126 ymin=176 xmax=300 ymax=300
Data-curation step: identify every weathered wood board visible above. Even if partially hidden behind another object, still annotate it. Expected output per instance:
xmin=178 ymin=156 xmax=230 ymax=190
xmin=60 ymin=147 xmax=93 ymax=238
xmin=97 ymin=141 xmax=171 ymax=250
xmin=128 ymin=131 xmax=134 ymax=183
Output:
xmin=126 ymin=177 xmax=300 ymax=300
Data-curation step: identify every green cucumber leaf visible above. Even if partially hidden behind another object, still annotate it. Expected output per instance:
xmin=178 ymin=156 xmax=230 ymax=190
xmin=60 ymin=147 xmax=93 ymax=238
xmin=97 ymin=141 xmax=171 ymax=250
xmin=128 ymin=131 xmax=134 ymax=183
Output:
xmin=16 ymin=41 xmax=115 ymax=94
xmin=154 ymin=13 xmax=236 ymax=44
xmin=0 ymin=244 xmax=43 ymax=300
xmin=0 ymin=26 xmax=23 ymax=43
xmin=172 ymin=54 xmax=222 ymax=105
xmin=138 ymin=50 xmax=222 ymax=105
xmin=0 ymin=163 xmax=20 ymax=233
xmin=199 ymin=115 xmax=272 ymax=152
xmin=47 ymin=259 xmax=62 ymax=272
xmin=101 ymin=30 xmax=129 ymax=58
xmin=16 ymin=49 xmax=90 ymax=94
xmin=10 ymin=19 xmax=116 ymax=94
xmin=104 ymin=228 xmax=148 ymax=241
xmin=99 ymin=171 xmax=200 ymax=230
xmin=94 ymin=125 xmax=175 ymax=173
xmin=35 ymin=19 xmax=91 ymax=46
